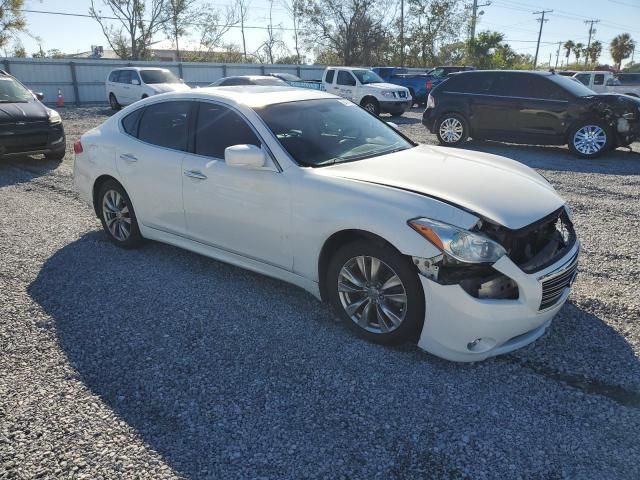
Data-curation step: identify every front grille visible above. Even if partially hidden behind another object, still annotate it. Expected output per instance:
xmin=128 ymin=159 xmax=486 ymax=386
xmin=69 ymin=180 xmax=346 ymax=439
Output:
xmin=0 ymin=120 xmax=51 ymax=153
xmin=397 ymin=91 xmax=407 ymax=98
xmin=538 ymin=251 xmax=579 ymax=310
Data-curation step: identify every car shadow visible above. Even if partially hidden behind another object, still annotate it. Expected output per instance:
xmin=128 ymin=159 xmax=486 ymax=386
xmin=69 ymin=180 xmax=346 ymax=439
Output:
xmin=28 ymin=231 xmax=640 ymax=478
xmin=461 ymin=140 xmax=640 ymax=176
xmin=0 ymin=154 xmax=64 ymax=189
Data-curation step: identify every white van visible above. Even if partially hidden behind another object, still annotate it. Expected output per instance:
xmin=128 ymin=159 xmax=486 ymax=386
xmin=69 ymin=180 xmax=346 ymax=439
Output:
xmin=106 ymin=67 xmax=191 ymax=110
xmin=322 ymin=67 xmax=412 ymax=116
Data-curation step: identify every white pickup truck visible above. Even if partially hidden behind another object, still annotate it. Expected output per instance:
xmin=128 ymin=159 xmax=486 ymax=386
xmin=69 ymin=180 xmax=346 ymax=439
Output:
xmin=573 ymin=71 xmax=640 ymax=97
xmin=322 ymin=67 xmax=412 ymax=116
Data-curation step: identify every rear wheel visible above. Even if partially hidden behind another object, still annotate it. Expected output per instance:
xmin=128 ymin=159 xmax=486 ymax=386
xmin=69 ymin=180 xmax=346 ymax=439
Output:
xmin=327 ymin=240 xmax=425 ymax=346
xmin=435 ymin=113 xmax=469 ymax=146
xmin=361 ymin=98 xmax=380 ymax=116
xmin=109 ymin=93 xmax=121 ymax=111
xmin=98 ymin=181 xmax=144 ymax=248
xmin=568 ymin=120 xmax=611 ymax=158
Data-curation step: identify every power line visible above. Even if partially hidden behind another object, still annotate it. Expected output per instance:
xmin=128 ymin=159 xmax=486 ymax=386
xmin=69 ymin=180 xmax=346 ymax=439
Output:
xmin=533 ymin=9 xmax=552 ymax=69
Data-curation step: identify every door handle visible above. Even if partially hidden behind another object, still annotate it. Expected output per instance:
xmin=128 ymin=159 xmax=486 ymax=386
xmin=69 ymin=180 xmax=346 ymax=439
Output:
xmin=119 ymin=153 xmax=138 ymax=162
xmin=183 ymin=169 xmax=207 ymax=180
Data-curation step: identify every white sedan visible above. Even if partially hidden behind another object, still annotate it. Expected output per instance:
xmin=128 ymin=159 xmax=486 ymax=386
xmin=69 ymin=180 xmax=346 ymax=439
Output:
xmin=73 ymin=86 xmax=579 ymax=362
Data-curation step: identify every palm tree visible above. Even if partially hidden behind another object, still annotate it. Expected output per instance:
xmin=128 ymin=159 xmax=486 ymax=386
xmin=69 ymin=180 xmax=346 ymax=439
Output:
xmin=588 ymin=40 xmax=602 ymax=65
xmin=610 ymin=33 xmax=635 ymax=70
xmin=563 ymin=40 xmax=575 ymax=64
xmin=574 ymin=43 xmax=584 ymax=63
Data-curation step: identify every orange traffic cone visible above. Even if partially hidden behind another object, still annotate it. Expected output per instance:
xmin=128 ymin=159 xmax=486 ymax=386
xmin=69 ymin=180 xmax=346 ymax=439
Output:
xmin=56 ymin=88 xmax=65 ymax=108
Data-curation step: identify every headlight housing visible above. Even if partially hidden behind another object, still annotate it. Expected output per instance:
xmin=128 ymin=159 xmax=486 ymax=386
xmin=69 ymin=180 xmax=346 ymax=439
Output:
xmin=380 ymin=91 xmax=396 ymax=98
xmin=47 ymin=109 xmax=62 ymax=125
xmin=409 ymin=218 xmax=506 ymax=264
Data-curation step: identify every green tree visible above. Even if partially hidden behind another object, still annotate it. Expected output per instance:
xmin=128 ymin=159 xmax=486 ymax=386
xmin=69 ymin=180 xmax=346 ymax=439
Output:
xmin=0 ymin=0 xmax=26 ymax=49
xmin=610 ymin=33 xmax=635 ymax=70
xmin=163 ymin=0 xmax=200 ymax=61
xmin=563 ymin=40 xmax=575 ymax=64
xmin=587 ymin=40 xmax=602 ymax=65
xmin=573 ymin=42 xmax=584 ymax=63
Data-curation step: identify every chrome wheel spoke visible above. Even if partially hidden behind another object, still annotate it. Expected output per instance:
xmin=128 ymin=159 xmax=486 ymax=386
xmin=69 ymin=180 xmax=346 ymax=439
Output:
xmin=574 ymin=125 xmax=606 ymax=155
xmin=356 ymin=256 xmax=369 ymax=282
xmin=359 ymin=300 xmax=374 ymax=328
xmin=375 ymin=304 xmax=390 ymax=333
xmin=383 ymin=292 xmax=407 ymax=304
xmin=338 ymin=281 xmax=366 ymax=294
xmin=381 ymin=274 xmax=402 ymax=292
xmin=378 ymin=302 xmax=403 ymax=328
xmin=344 ymin=296 xmax=369 ymax=316
xmin=340 ymin=266 xmax=366 ymax=289
xmin=102 ymin=189 xmax=132 ymax=242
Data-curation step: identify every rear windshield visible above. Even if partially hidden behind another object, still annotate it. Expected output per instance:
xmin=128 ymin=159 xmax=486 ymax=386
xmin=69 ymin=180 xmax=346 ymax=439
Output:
xmin=0 ymin=76 xmax=33 ymax=102
xmin=140 ymin=70 xmax=180 ymax=84
xmin=252 ymin=77 xmax=288 ymax=86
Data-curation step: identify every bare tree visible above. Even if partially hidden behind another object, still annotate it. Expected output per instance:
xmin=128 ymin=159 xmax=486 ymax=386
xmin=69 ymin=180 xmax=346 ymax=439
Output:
xmin=163 ymin=0 xmax=199 ymax=60
xmin=195 ymin=4 xmax=239 ymax=56
xmin=234 ymin=0 xmax=250 ymax=62
xmin=89 ymin=0 xmax=169 ymax=60
xmin=0 ymin=0 xmax=26 ymax=49
xmin=281 ymin=0 xmax=303 ymax=63
xmin=260 ymin=0 xmax=287 ymax=64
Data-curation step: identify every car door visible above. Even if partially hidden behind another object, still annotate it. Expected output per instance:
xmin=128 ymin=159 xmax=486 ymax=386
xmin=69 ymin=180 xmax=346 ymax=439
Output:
xmin=130 ymin=70 xmax=143 ymax=99
xmin=462 ymin=73 xmax=517 ymax=139
xmin=181 ymin=101 xmax=292 ymax=269
xmin=115 ymin=100 xmax=192 ymax=235
xmin=117 ymin=70 xmax=133 ymax=105
xmin=334 ymin=70 xmax=357 ymax=102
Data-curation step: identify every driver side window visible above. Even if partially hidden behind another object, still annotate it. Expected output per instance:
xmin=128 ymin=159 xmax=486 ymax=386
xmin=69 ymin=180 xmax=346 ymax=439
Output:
xmin=337 ymin=71 xmax=356 ymax=86
xmin=194 ymin=102 xmax=261 ymax=159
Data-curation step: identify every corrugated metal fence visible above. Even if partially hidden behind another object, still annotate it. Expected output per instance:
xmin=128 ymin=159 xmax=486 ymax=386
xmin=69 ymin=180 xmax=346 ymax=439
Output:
xmin=0 ymin=57 xmax=327 ymax=105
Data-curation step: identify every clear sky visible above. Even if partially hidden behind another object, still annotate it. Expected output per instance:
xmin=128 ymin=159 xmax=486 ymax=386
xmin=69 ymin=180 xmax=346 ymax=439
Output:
xmin=10 ymin=0 xmax=640 ymax=67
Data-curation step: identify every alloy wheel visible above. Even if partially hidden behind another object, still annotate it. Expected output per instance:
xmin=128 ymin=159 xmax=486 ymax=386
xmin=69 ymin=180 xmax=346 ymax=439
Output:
xmin=364 ymin=102 xmax=377 ymax=114
xmin=439 ymin=117 xmax=464 ymax=143
xmin=337 ymin=256 xmax=408 ymax=334
xmin=573 ymin=125 xmax=606 ymax=155
xmin=102 ymin=189 xmax=132 ymax=241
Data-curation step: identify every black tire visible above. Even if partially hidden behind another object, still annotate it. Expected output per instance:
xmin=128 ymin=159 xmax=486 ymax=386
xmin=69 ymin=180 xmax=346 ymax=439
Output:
xmin=326 ymin=240 xmax=425 ymax=346
xmin=97 ymin=180 xmax=144 ymax=249
xmin=567 ymin=119 xmax=612 ymax=159
xmin=141 ymin=94 xmax=148 ymax=99
xmin=109 ymin=93 xmax=121 ymax=111
xmin=435 ymin=113 xmax=469 ymax=147
xmin=361 ymin=98 xmax=380 ymax=116
xmin=408 ymin=89 xmax=416 ymax=107
xmin=390 ymin=111 xmax=404 ymax=117
xmin=45 ymin=148 xmax=65 ymax=161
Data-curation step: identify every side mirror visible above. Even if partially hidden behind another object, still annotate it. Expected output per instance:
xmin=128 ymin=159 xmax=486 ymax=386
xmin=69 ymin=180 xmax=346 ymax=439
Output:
xmin=387 ymin=121 xmax=399 ymax=130
xmin=225 ymin=144 xmax=266 ymax=168
xmin=131 ymin=79 xmax=140 ymax=85
xmin=33 ymin=91 xmax=44 ymax=101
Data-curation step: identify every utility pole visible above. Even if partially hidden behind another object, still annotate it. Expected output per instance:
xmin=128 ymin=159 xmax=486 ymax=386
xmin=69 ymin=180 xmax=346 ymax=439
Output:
xmin=555 ymin=41 xmax=562 ymax=69
xmin=532 ymin=10 xmax=552 ymax=69
xmin=470 ymin=0 xmax=492 ymax=43
xmin=584 ymin=19 xmax=600 ymax=67
xmin=400 ymin=0 xmax=404 ymax=67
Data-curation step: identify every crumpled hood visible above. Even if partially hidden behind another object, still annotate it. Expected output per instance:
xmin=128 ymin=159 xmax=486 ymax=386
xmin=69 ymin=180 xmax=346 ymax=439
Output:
xmin=149 ymin=83 xmax=191 ymax=93
xmin=319 ymin=145 xmax=565 ymax=230
xmin=0 ymin=100 xmax=48 ymax=124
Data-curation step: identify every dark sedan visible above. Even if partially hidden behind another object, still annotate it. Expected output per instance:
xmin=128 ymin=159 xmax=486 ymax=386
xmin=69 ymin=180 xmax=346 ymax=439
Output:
xmin=422 ymin=70 xmax=640 ymax=158
xmin=0 ymin=70 xmax=66 ymax=161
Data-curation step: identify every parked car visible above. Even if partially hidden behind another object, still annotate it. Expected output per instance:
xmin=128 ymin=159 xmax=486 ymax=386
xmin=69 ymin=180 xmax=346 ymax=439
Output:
xmin=106 ymin=67 xmax=190 ymax=110
xmin=268 ymin=72 xmax=324 ymax=90
xmin=424 ymin=66 xmax=476 ymax=96
xmin=0 ymin=69 xmax=65 ymax=160
xmin=73 ymin=86 xmax=580 ymax=362
xmin=210 ymin=76 xmax=288 ymax=87
xmin=371 ymin=67 xmax=429 ymax=105
xmin=423 ymin=70 xmax=640 ymax=158
xmin=322 ymin=67 xmax=412 ymax=116
xmin=573 ymin=71 xmax=640 ymax=97
xmin=268 ymin=72 xmax=303 ymax=82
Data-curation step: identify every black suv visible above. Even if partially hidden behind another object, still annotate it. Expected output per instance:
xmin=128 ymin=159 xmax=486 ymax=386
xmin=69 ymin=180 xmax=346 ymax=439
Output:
xmin=422 ymin=70 xmax=640 ymax=158
xmin=0 ymin=70 xmax=66 ymax=161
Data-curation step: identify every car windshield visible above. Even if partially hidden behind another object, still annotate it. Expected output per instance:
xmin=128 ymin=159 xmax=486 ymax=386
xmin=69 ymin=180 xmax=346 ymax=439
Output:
xmin=256 ymin=98 xmax=413 ymax=167
xmin=427 ymin=68 xmax=447 ymax=78
xmin=352 ymin=69 xmax=385 ymax=85
xmin=252 ymin=77 xmax=288 ymax=86
xmin=549 ymin=74 xmax=596 ymax=96
xmin=0 ymin=76 xmax=33 ymax=103
xmin=140 ymin=69 xmax=180 ymax=84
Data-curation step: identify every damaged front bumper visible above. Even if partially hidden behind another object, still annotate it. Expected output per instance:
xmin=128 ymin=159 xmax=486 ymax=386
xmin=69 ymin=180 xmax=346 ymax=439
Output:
xmin=416 ymin=241 xmax=579 ymax=362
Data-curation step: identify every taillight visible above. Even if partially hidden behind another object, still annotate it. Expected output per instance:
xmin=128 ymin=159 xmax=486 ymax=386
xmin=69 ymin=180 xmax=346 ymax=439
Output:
xmin=73 ymin=140 xmax=83 ymax=154
xmin=426 ymin=80 xmax=433 ymax=90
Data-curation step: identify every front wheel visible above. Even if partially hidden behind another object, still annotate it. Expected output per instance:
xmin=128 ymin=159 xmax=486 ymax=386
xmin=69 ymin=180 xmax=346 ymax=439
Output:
xmin=326 ymin=240 xmax=425 ymax=346
xmin=435 ymin=113 xmax=469 ymax=146
xmin=361 ymin=98 xmax=380 ymax=116
xmin=109 ymin=93 xmax=121 ymax=111
xmin=98 ymin=181 xmax=144 ymax=248
xmin=568 ymin=121 xmax=611 ymax=158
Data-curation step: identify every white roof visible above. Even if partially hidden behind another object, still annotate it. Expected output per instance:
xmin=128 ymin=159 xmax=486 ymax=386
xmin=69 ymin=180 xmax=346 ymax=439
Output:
xmin=326 ymin=66 xmax=370 ymax=71
xmin=110 ymin=67 xmax=170 ymax=72
xmin=188 ymin=86 xmax=337 ymax=108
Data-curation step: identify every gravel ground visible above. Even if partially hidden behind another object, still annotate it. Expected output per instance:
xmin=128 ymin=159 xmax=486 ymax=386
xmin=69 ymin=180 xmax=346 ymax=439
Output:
xmin=1 ymin=106 xmax=639 ymax=479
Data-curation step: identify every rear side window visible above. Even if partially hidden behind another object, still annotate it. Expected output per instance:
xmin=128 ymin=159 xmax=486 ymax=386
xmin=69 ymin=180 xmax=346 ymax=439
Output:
xmin=138 ymin=101 xmax=192 ymax=151
xmin=593 ymin=74 xmax=604 ymax=85
xmin=108 ymin=70 xmax=120 ymax=82
xmin=325 ymin=69 xmax=335 ymax=84
xmin=122 ymin=108 xmax=143 ymax=136
xmin=194 ymin=102 xmax=260 ymax=158
xmin=443 ymin=73 xmax=494 ymax=94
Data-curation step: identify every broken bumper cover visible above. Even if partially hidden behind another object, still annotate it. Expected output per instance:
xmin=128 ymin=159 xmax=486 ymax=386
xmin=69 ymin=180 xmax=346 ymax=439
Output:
xmin=417 ymin=241 xmax=580 ymax=362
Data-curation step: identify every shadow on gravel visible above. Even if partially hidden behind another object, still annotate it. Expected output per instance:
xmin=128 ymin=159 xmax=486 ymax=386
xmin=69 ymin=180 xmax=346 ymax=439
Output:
xmin=28 ymin=231 xmax=640 ymax=479
xmin=0 ymin=155 xmax=63 ymax=188
xmin=461 ymin=140 xmax=640 ymax=176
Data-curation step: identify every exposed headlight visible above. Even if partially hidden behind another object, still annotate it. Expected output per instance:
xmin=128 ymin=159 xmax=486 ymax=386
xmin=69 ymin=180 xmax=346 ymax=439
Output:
xmin=409 ymin=218 xmax=506 ymax=264
xmin=381 ymin=91 xmax=396 ymax=98
xmin=47 ymin=109 xmax=62 ymax=125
